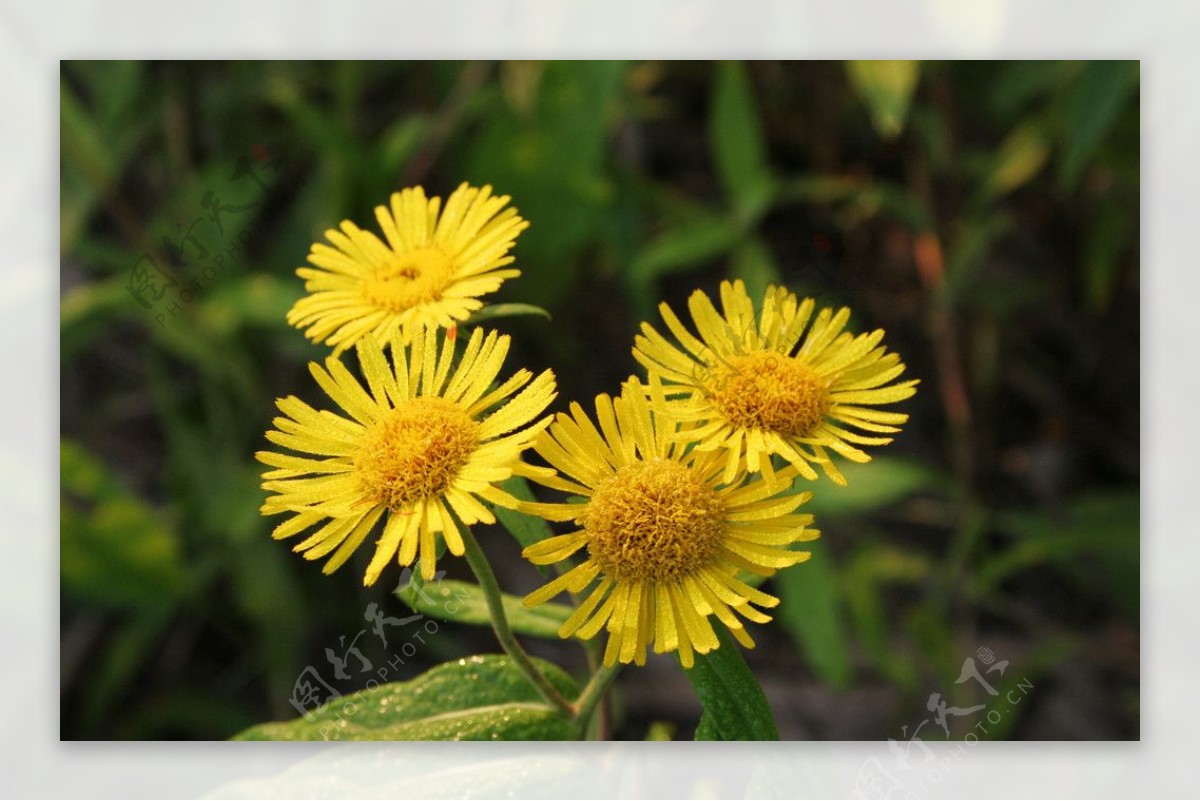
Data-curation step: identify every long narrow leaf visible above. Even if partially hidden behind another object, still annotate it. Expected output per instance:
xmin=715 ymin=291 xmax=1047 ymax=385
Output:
xmin=710 ymin=61 xmax=775 ymax=221
xmin=845 ymin=60 xmax=921 ymax=139
xmin=685 ymin=624 xmax=779 ymax=740
xmin=775 ymin=540 xmax=852 ymax=689
xmin=234 ymin=655 xmax=580 ymax=741
xmin=494 ymin=476 xmax=555 ymax=551
xmin=397 ymin=578 xmax=574 ymax=640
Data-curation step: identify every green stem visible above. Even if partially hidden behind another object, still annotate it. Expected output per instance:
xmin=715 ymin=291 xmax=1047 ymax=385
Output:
xmin=460 ymin=525 xmax=573 ymax=717
xmin=572 ymin=664 xmax=621 ymax=727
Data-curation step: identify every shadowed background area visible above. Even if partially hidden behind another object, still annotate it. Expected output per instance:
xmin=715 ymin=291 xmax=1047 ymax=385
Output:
xmin=60 ymin=60 xmax=1138 ymax=740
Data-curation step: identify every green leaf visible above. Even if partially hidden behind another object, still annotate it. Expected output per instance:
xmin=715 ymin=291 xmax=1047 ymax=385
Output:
xmin=69 ymin=60 xmax=147 ymax=132
xmin=493 ymin=475 xmax=556 ymax=553
xmin=60 ymin=80 xmax=116 ymax=196
xmin=1058 ymin=61 xmax=1138 ymax=187
xmin=625 ymin=208 xmax=742 ymax=321
xmin=778 ymin=175 xmax=933 ymax=231
xmin=1082 ymin=194 xmax=1131 ymax=314
xmin=197 ymin=273 xmax=304 ymax=335
xmin=462 ymin=61 xmax=625 ymax=309
xmin=228 ymin=525 xmax=310 ymax=711
xmin=645 ymin=721 xmax=676 ymax=741
xmin=710 ymin=61 xmax=775 ymax=222
xmin=464 ymin=302 xmax=552 ymax=326
xmin=59 ymin=70 xmax=152 ymax=253
xmin=694 ymin=712 xmax=720 ymax=741
xmin=630 ymin=215 xmax=742 ymax=285
xmin=981 ymin=122 xmax=1051 ymax=200
xmin=988 ymin=61 xmax=1077 ymax=119
xmin=775 ymin=540 xmax=852 ymax=688
xmin=777 ymin=174 xmax=871 ymax=205
xmin=396 ymin=578 xmax=574 ymax=639
xmin=982 ymin=492 xmax=1138 ymax=617
xmin=944 ymin=212 xmax=1014 ymax=298
xmin=75 ymin=603 xmax=179 ymax=734
xmin=842 ymin=543 xmax=932 ymax=691
xmin=113 ymin=688 xmax=259 ymax=740
xmin=801 ymin=457 xmax=939 ymax=518
xmin=845 ymin=60 xmax=921 ymax=139
xmin=233 ymin=655 xmax=581 ymax=741
xmin=376 ymin=115 xmax=428 ymax=178
xmin=684 ymin=624 xmax=779 ymax=740
xmin=60 ymin=439 xmax=187 ymax=609
xmin=60 ymin=278 xmax=137 ymax=363
xmin=147 ymin=314 xmax=262 ymax=411
xmin=730 ymin=238 xmax=781 ymax=310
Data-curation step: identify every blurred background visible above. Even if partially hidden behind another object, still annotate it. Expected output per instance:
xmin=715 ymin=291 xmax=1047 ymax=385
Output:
xmin=60 ymin=60 xmax=1139 ymax=740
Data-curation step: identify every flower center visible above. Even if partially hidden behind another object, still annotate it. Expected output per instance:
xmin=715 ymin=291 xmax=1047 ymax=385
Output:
xmin=355 ymin=397 xmax=478 ymax=510
xmin=704 ymin=351 xmax=830 ymax=438
xmin=361 ymin=247 xmax=454 ymax=312
xmin=582 ymin=460 xmax=726 ymax=582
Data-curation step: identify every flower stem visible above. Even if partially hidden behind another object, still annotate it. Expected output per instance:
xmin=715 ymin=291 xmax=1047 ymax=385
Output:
xmin=572 ymin=664 xmax=621 ymax=727
xmin=460 ymin=525 xmax=573 ymax=718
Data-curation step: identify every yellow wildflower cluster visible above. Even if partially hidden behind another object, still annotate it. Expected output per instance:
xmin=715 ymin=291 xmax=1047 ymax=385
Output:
xmin=257 ymin=183 xmax=917 ymax=668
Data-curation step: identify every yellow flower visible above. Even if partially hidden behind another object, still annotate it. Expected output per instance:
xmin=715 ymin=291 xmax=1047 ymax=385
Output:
xmin=257 ymin=326 xmax=556 ymax=585
xmin=287 ymin=183 xmax=529 ymax=352
xmin=633 ymin=280 xmax=918 ymax=486
xmin=519 ymin=377 xmax=818 ymax=668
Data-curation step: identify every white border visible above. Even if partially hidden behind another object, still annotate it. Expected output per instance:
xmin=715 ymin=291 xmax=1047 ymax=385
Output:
xmin=14 ymin=0 xmax=1196 ymax=797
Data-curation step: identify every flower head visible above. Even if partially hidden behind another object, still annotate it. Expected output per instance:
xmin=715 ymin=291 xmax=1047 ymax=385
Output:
xmin=519 ymin=377 xmax=818 ymax=668
xmin=287 ymin=183 xmax=529 ymax=352
xmin=633 ymin=280 xmax=918 ymax=486
xmin=258 ymin=326 xmax=556 ymax=585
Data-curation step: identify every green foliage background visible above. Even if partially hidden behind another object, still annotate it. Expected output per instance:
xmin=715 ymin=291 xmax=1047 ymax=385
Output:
xmin=60 ymin=60 xmax=1139 ymax=740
